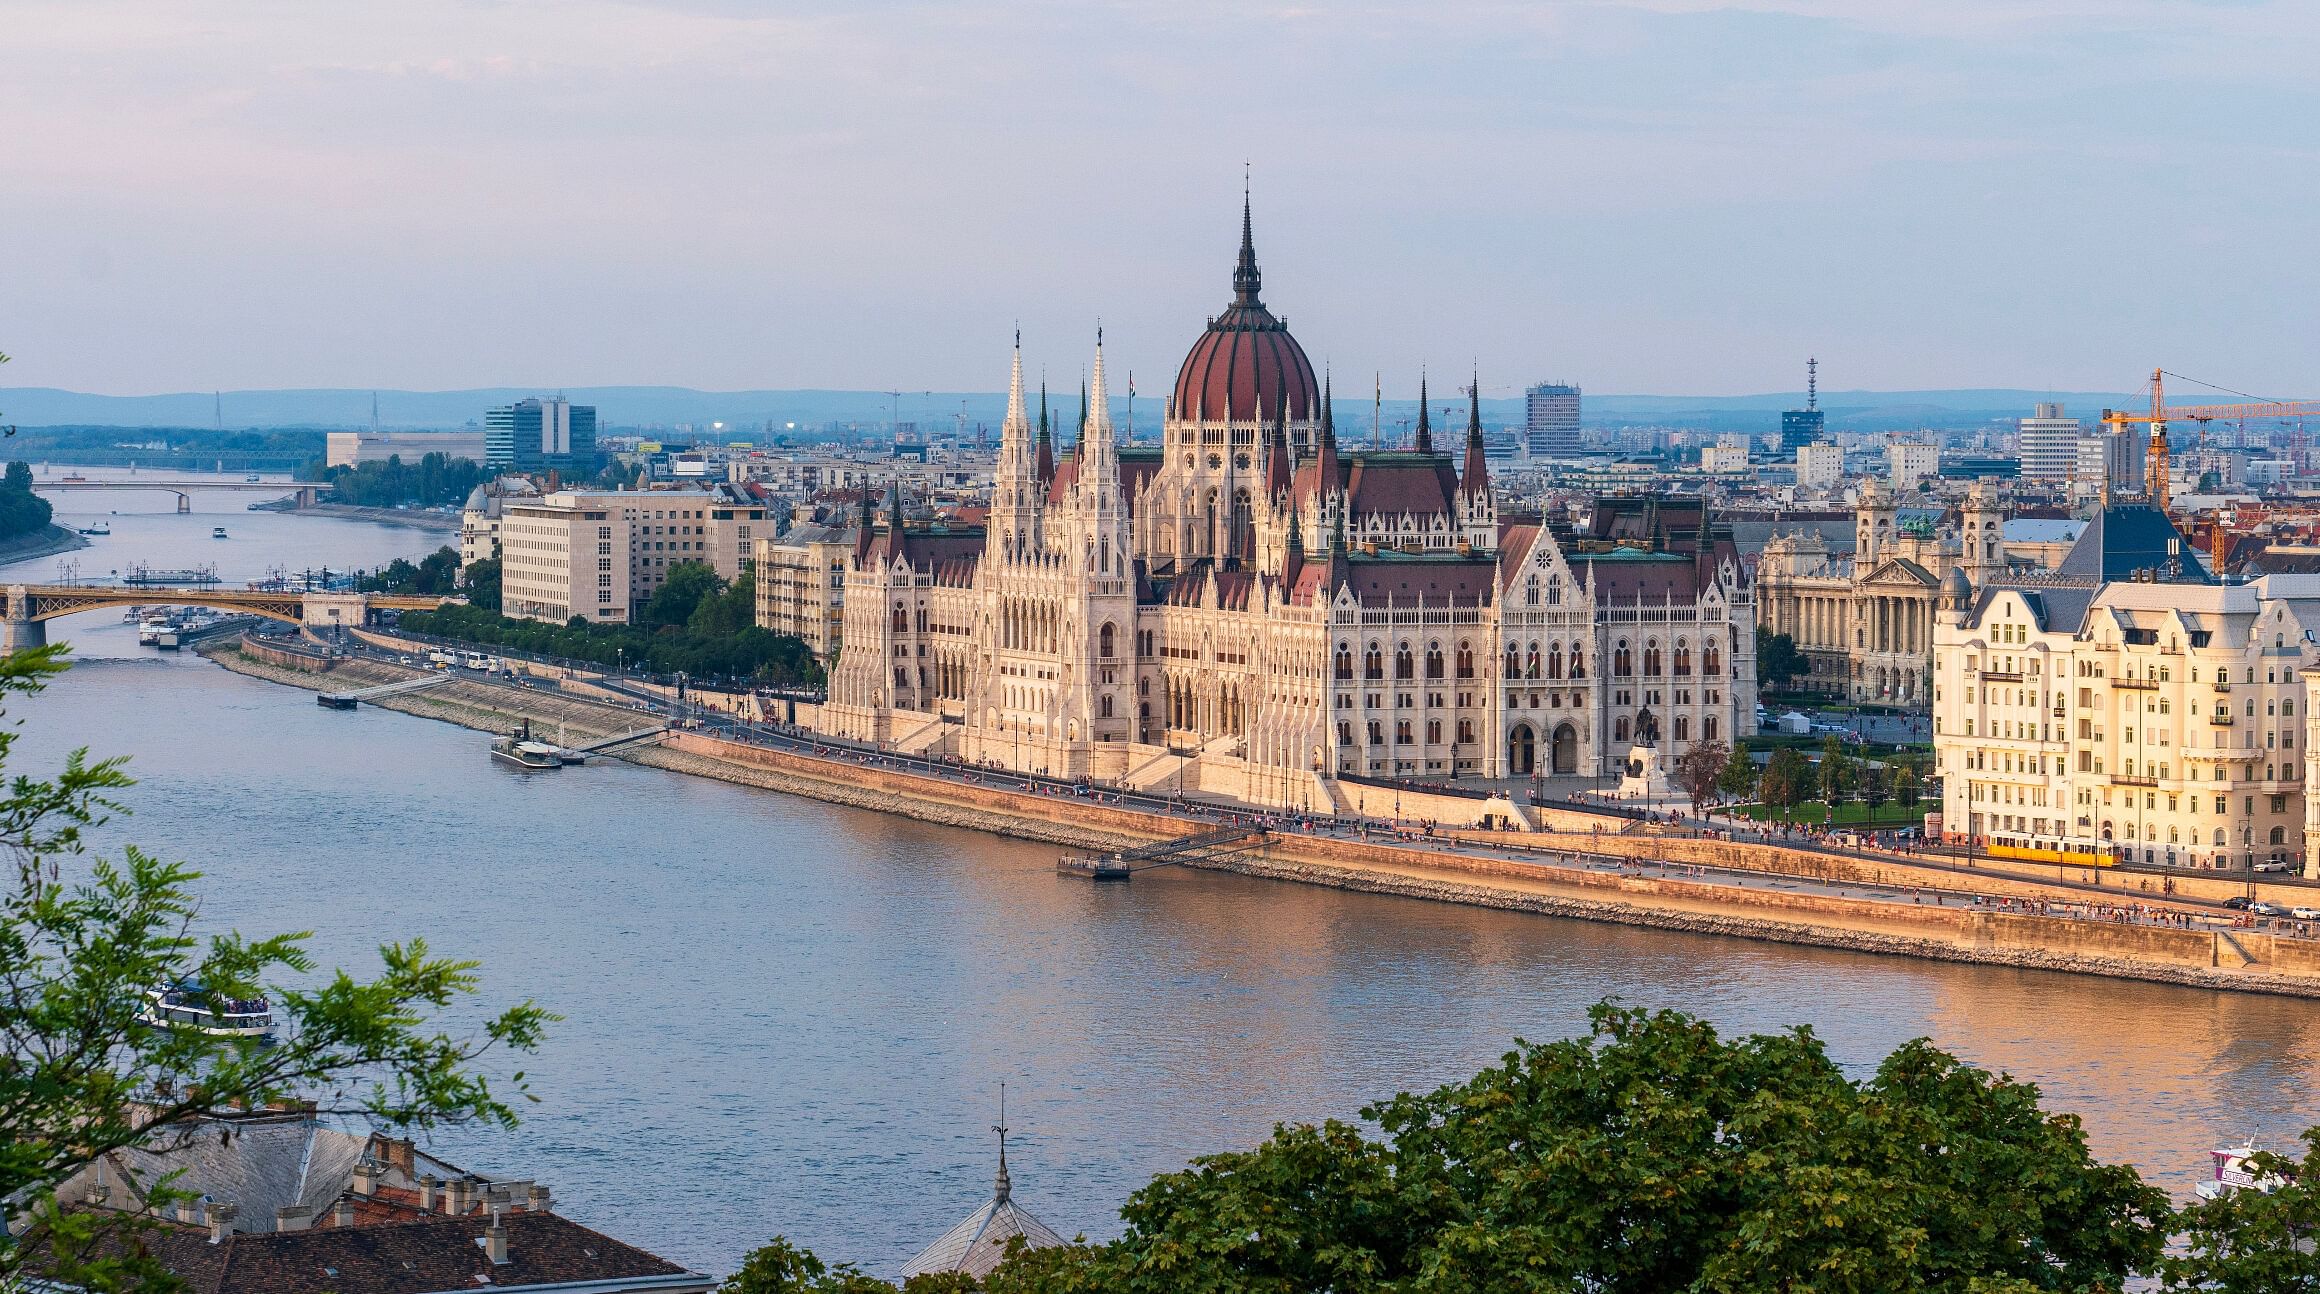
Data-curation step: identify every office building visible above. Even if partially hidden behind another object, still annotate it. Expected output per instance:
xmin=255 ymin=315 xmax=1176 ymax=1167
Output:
xmin=326 ymin=431 xmax=490 ymax=470
xmin=754 ymin=522 xmax=857 ymax=662
xmin=2018 ymin=403 xmax=2083 ymax=484
xmin=485 ymin=398 xmax=599 ymax=474
xmin=1889 ymin=441 xmax=1940 ymax=486
xmin=1796 ymin=442 xmax=1844 ymax=490
xmin=1780 ymin=358 xmax=1824 ymax=451
xmin=1525 ymin=383 xmax=1581 ymax=457
xmin=499 ymin=485 xmax=766 ymax=625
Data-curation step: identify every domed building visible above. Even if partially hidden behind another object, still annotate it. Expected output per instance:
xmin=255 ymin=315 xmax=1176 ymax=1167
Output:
xmin=820 ymin=201 xmax=1759 ymax=810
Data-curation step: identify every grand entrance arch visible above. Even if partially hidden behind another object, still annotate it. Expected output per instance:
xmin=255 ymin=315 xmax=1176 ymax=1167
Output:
xmin=1551 ymin=723 xmax=1578 ymax=775
xmin=1508 ymin=723 xmax=1536 ymax=776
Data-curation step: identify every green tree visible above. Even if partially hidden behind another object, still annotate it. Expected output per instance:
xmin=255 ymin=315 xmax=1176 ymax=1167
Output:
xmin=463 ymin=556 xmax=502 ymax=612
xmin=1862 ymin=756 xmax=1890 ymax=820
xmin=1673 ymin=737 xmax=1729 ymax=817
xmin=1715 ymin=741 xmax=1757 ymax=802
xmin=745 ymin=1006 xmax=2172 ymax=1294
xmin=0 ymin=646 xmax=554 ymax=1292
xmin=1819 ymin=733 xmax=1854 ymax=808
xmin=2161 ymin=1130 xmax=2320 ymax=1291
xmin=1892 ymin=752 xmax=1923 ymax=810
xmin=1756 ymin=626 xmax=1806 ymax=690
xmin=1763 ymin=747 xmax=1812 ymax=820
xmin=688 ymin=562 xmax=758 ymax=639
xmin=642 ymin=560 xmax=724 ymax=629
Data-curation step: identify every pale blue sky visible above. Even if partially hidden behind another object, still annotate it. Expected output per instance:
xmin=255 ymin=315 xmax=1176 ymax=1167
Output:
xmin=2 ymin=0 xmax=2314 ymax=400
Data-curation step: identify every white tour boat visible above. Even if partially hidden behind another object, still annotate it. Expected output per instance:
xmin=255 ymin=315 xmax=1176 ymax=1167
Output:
xmin=2195 ymin=1142 xmax=2290 ymax=1200
xmin=137 ymin=982 xmax=275 ymax=1039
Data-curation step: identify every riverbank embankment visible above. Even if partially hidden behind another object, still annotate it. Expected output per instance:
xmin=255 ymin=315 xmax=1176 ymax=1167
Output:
xmin=254 ymin=500 xmax=462 ymax=532
xmin=207 ymin=638 xmax=2320 ymax=997
xmin=0 ymin=524 xmax=90 ymax=568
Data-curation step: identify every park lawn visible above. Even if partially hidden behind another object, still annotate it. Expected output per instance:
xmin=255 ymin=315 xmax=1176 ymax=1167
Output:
xmin=1728 ymin=800 xmax=1927 ymax=827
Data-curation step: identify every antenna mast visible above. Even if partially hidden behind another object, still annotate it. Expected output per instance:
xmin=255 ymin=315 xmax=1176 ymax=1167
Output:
xmin=1807 ymin=358 xmax=1818 ymax=413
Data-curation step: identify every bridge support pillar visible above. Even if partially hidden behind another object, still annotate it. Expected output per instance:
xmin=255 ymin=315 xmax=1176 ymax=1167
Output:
xmin=4 ymin=588 xmax=47 ymax=653
xmin=177 ymin=493 xmax=191 ymax=514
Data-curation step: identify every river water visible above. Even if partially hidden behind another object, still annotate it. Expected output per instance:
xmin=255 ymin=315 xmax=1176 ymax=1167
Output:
xmin=8 ymin=476 xmax=2319 ymax=1278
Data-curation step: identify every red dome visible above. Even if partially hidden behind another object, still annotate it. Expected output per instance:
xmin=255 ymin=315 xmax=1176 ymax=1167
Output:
xmin=1171 ymin=204 xmax=1320 ymax=424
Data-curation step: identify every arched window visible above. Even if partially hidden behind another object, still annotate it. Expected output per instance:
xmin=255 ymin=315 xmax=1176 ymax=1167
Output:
xmin=1570 ymin=644 xmax=1586 ymax=679
xmin=892 ymin=603 xmax=908 ymax=633
xmin=1455 ymin=642 xmax=1474 ymax=679
xmin=1099 ymin=623 xmax=1116 ymax=659
xmin=1505 ymin=645 xmax=1521 ymax=678
xmin=1704 ymin=640 xmax=1722 ymax=676
xmin=1366 ymin=643 xmax=1385 ymax=680
xmin=1100 ymin=695 xmax=1114 ymax=718
xmin=1547 ymin=575 xmax=1562 ymax=606
xmin=1525 ymin=643 xmax=1542 ymax=680
xmin=1334 ymin=644 xmax=1354 ymax=680
xmin=1673 ymin=641 xmax=1692 ymax=676
xmin=1615 ymin=716 xmax=1631 ymax=742
xmin=1395 ymin=646 xmax=1415 ymax=680
xmin=1548 ymin=644 xmax=1563 ymax=679
xmin=1643 ymin=641 xmax=1662 ymax=676
xmin=1425 ymin=644 xmax=1445 ymax=679
xmin=1614 ymin=641 xmax=1633 ymax=677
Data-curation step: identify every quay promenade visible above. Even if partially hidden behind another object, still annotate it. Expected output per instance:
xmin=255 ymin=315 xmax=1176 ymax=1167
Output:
xmin=219 ymin=629 xmax=2320 ymax=996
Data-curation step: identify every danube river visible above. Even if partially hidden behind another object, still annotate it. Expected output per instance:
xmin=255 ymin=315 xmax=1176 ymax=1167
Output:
xmin=9 ymin=479 xmax=2320 ymax=1277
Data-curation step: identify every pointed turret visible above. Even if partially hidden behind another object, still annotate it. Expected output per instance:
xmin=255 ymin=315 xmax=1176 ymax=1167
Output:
xmin=1035 ymin=381 xmax=1055 ymax=486
xmin=1265 ymin=396 xmax=1292 ymax=500
xmin=1082 ymin=329 xmax=1120 ymax=490
xmin=1004 ymin=329 xmax=1027 ymax=433
xmin=1414 ymin=375 xmax=1433 ymax=453
xmin=854 ymin=483 xmax=874 ymax=562
xmin=1282 ymin=498 xmax=1305 ymax=592
xmin=1312 ymin=370 xmax=1343 ymax=541
xmin=885 ymin=478 xmax=904 ymax=529
xmin=1461 ymin=371 xmax=1489 ymax=497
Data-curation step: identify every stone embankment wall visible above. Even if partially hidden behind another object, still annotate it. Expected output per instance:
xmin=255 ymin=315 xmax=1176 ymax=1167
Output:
xmin=210 ymin=639 xmax=647 ymax=743
xmin=203 ymin=644 xmax=2320 ymax=997
xmin=661 ymin=732 xmax=2320 ymax=998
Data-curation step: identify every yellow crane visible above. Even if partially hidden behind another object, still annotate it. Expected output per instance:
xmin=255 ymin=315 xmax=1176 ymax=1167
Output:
xmin=2099 ymin=370 xmax=2320 ymax=512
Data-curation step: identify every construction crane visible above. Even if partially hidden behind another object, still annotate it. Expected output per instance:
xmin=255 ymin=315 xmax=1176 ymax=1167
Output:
xmin=2099 ymin=369 xmax=2320 ymax=512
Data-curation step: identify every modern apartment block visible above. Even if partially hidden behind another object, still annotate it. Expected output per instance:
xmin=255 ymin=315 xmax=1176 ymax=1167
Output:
xmin=753 ymin=522 xmax=857 ymax=662
xmin=1796 ymin=441 xmax=1844 ymax=490
xmin=498 ymin=486 xmax=768 ymax=625
xmin=485 ymin=397 xmax=599 ymax=474
xmin=2017 ymin=403 xmax=2083 ymax=484
xmin=1524 ymin=382 xmax=1581 ymax=457
xmin=1888 ymin=441 xmax=1940 ymax=486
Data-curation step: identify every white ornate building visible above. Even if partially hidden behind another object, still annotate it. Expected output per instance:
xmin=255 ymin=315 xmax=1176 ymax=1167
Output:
xmin=1755 ymin=479 xmax=2008 ymax=705
xmin=819 ymin=204 xmax=1759 ymax=811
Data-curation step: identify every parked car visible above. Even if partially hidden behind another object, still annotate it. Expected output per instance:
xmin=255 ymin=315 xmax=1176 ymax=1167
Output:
xmin=2224 ymin=896 xmax=2254 ymax=910
xmin=2255 ymin=859 xmax=2295 ymax=874
xmin=2292 ymin=906 xmax=2320 ymax=921
xmin=2252 ymin=901 xmax=2290 ymax=917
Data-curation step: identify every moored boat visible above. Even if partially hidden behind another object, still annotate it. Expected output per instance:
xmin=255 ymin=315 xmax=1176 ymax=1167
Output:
xmin=2195 ymin=1142 xmax=2289 ymax=1199
xmin=211 ymin=526 xmax=229 ymax=539
xmin=489 ymin=721 xmax=563 ymax=770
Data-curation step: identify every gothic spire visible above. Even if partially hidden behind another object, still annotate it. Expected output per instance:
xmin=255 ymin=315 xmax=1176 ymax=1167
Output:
xmin=1005 ymin=328 xmax=1026 ymax=433
xmin=1462 ymin=370 xmax=1489 ymax=499
xmin=1231 ymin=178 xmax=1262 ymax=308
xmin=1414 ymin=374 xmax=1433 ymax=453
xmin=1035 ymin=380 xmax=1055 ymax=486
xmin=1265 ymin=395 xmax=1292 ymax=499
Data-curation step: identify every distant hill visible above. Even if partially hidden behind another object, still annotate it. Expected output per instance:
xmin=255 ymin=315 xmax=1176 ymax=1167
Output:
xmin=0 ymin=384 xmax=2139 ymax=436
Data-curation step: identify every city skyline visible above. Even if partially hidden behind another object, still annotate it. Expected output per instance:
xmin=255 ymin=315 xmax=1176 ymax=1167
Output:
xmin=2 ymin=1 xmax=2314 ymax=398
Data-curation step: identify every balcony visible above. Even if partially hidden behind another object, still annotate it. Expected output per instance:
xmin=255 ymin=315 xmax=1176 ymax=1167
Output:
xmin=2210 ymin=714 xmax=2236 ymax=726
xmin=2213 ymin=680 xmax=2233 ymax=693
xmin=2109 ymin=773 xmax=2160 ymax=787
xmin=1981 ymin=670 xmax=2023 ymax=682
xmin=2112 ymin=677 xmax=2159 ymax=691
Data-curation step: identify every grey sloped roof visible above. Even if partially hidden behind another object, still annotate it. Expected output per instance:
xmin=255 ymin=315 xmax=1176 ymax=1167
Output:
xmin=2055 ymin=503 xmax=2212 ymax=584
xmin=898 ymin=1160 xmax=1067 ymax=1281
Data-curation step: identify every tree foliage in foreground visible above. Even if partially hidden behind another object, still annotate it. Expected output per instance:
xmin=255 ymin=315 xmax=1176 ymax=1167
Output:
xmin=0 ymin=646 xmax=553 ymax=1292
xmin=725 ymin=1004 xmax=2171 ymax=1293
xmin=2160 ymin=1130 xmax=2320 ymax=1291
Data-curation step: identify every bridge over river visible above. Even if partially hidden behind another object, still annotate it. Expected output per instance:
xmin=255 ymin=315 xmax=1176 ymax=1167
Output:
xmin=32 ymin=479 xmax=332 ymax=512
xmin=0 ymin=584 xmax=454 ymax=649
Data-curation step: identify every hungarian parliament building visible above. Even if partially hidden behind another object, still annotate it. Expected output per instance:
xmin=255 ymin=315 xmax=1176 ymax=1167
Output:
xmin=821 ymin=205 xmax=1760 ymax=809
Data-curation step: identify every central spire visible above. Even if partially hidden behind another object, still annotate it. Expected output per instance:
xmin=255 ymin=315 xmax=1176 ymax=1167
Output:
xmin=1232 ymin=178 xmax=1262 ymax=308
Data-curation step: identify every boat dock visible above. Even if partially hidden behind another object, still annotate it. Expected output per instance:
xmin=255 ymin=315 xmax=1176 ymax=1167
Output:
xmin=317 ymin=673 xmax=454 ymax=709
xmin=1057 ymin=824 xmax=1270 ymax=880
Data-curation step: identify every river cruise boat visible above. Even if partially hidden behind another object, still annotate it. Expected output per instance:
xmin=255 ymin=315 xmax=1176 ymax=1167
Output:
xmin=2195 ymin=1142 xmax=2290 ymax=1200
xmin=125 ymin=563 xmax=221 ymax=587
xmin=137 ymin=982 xmax=274 ymax=1039
xmin=490 ymin=721 xmax=563 ymax=770
xmin=137 ymin=615 xmax=170 ymax=645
